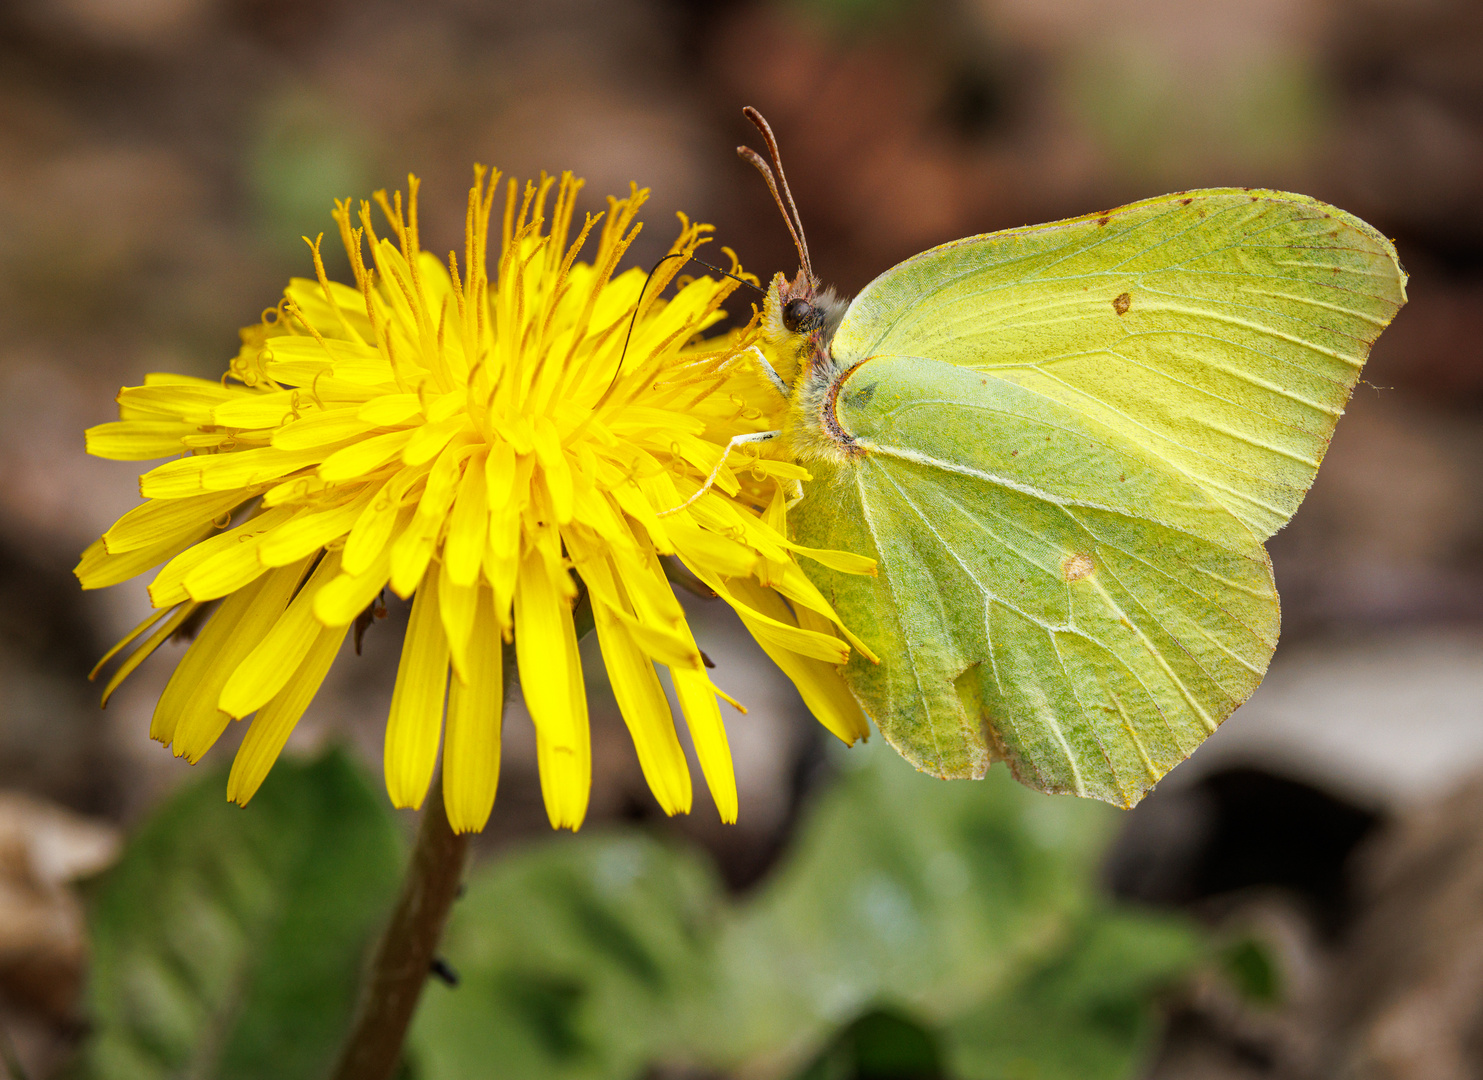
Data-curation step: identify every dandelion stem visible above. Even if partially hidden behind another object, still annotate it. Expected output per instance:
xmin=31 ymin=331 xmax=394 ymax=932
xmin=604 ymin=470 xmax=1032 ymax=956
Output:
xmin=330 ymin=773 xmax=469 ymax=1080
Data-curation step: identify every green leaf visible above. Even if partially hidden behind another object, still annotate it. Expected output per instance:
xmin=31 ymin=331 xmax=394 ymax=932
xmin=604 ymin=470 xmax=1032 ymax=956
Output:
xmin=793 ymin=1006 xmax=946 ymax=1080
xmin=78 ymin=749 xmax=402 ymax=1080
xmin=944 ymin=906 xmax=1204 ymax=1080
xmin=409 ymin=833 xmax=723 ymax=1080
xmin=1219 ymin=935 xmax=1282 ymax=1006
xmin=410 ymin=742 xmax=1203 ymax=1080
xmin=706 ymin=743 xmax=1116 ymax=1063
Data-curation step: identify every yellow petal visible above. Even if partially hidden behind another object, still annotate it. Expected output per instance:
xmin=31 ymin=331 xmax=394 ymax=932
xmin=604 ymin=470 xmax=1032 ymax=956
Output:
xmin=342 ymin=472 xmax=418 ymax=576
xmin=117 ymin=382 xmax=240 ymax=424
xmin=611 ymin=481 xmax=674 ymax=554
xmin=86 ymin=420 xmax=196 ymax=460
xmin=569 ymin=484 xmax=633 ymax=551
xmin=90 ymin=605 xmax=175 ymax=681
xmin=482 ymin=510 xmax=520 ymax=631
xmin=103 ymin=490 xmax=246 ymax=554
xmin=425 ymin=388 xmax=468 ymax=424
xmin=692 ymin=562 xmax=851 ymax=665
xmin=319 ymin=428 xmax=415 ymax=483
xmin=531 ymin=415 xmax=573 ymax=523
xmin=327 ymin=356 xmax=396 ymax=390
xmin=443 ymin=585 xmax=503 ymax=833
xmin=438 ymin=562 xmax=478 ymax=681
xmin=443 ymin=446 xmax=489 ymax=587
xmin=565 ymin=534 xmax=700 ymax=669
xmin=267 ymin=325 xmax=377 ymax=369
xmin=384 ymin=562 xmax=449 ymax=809
xmin=389 ymin=438 xmax=472 ymax=596
xmin=257 ymin=486 xmax=375 ymax=567
xmin=150 ymin=505 xmax=295 ymax=607
xmin=484 ymin=439 xmax=517 ymax=510
xmin=226 ymin=621 xmax=348 ymax=806
xmin=786 ymin=541 xmax=876 ymax=577
xmin=76 ymin=526 xmax=214 ymax=591
xmin=212 ymin=390 xmax=300 ymax=428
xmin=220 ymin=551 xmax=344 ymax=718
xmin=592 ymin=600 xmax=691 ymax=815
xmin=312 ymin=507 xmax=403 ymax=626
xmin=97 ymin=602 xmax=203 ymax=708
xmin=403 ymin=414 xmax=467 ymax=467
xmin=671 ymin=665 xmax=737 ymax=824
xmin=666 ymin=515 xmax=759 ymax=579
xmin=358 ymin=394 xmax=423 ymax=426
xmin=514 ymin=548 xmax=578 ymax=753
xmin=140 ymin=446 xmax=331 ymax=498
xmin=514 ymin=547 xmax=590 ymax=829
xmin=272 ymin=407 xmax=382 ymax=450
xmin=726 ymin=576 xmax=870 ymax=745
xmin=154 ymin=558 xmax=313 ymax=760
xmin=759 ymin=557 xmax=880 ymax=664
xmin=615 ymin=537 xmax=688 ymax=631
xmin=179 ymin=506 xmax=299 ymax=603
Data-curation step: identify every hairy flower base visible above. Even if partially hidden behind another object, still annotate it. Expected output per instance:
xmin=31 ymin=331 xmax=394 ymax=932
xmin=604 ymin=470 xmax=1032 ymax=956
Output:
xmin=81 ymin=169 xmax=875 ymax=832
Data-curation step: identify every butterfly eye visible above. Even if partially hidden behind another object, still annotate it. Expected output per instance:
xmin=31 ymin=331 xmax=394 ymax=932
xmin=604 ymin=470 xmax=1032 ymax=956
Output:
xmin=782 ymin=298 xmax=819 ymax=333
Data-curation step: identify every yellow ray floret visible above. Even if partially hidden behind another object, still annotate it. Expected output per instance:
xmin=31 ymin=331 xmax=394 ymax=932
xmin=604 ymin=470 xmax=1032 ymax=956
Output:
xmin=79 ymin=168 xmax=875 ymax=832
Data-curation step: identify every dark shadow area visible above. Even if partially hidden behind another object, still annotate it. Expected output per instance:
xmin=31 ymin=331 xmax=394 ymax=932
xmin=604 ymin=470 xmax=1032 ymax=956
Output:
xmin=1107 ymin=766 xmax=1383 ymax=937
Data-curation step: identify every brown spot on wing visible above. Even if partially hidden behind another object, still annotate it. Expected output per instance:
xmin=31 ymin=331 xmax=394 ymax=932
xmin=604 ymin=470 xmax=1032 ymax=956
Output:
xmin=1113 ymin=292 xmax=1131 ymax=315
xmin=1062 ymin=553 xmax=1095 ymax=582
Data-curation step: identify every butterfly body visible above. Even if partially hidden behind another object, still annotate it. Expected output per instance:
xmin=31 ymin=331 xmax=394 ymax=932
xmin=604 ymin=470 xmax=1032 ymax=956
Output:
xmin=759 ymin=187 xmax=1405 ymax=807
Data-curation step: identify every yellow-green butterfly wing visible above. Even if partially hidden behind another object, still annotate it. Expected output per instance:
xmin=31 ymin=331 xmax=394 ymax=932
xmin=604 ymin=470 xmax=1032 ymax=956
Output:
xmin=789 ymin=189 xmax=1406 ymax=806
xmin=827 ymin=189 xmax=1406 ymax=540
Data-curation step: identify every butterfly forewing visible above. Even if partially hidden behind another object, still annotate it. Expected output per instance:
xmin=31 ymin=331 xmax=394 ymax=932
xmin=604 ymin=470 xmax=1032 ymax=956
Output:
xmin=791 ymin=357 xmax=1278 ymax=807
xmin=827 ymin=190 xmax=1407 ymax=540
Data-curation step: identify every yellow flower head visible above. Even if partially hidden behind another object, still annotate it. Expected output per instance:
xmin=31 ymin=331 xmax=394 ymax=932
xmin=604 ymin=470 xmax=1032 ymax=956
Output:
xmin=79 ymin=169 xmax=875 ymax=832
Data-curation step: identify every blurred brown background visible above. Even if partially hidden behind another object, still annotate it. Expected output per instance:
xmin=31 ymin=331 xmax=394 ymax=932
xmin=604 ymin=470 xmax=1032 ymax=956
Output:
xmin=1 ymin=0 xmax=1482 ymax=1076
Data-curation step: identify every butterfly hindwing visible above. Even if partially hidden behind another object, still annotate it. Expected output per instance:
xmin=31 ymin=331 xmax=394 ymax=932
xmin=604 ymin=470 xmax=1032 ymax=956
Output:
xmin=827 ymin=190 xmax=1407 ymax=540
xmin=790 ymin=356 xmax=1278 ymax=807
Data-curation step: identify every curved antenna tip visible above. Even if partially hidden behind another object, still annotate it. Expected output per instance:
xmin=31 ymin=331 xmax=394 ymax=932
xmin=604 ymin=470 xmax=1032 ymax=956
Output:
xmin=737 ymin=109 xmax=813 ymax=281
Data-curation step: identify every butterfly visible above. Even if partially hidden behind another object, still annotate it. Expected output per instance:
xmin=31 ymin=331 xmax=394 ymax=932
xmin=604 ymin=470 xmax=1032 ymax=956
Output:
xmin=722 ymin=107 xmax=1407 ymax=808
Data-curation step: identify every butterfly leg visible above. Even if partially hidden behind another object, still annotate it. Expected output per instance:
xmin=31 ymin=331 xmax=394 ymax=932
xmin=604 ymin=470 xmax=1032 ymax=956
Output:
xmin=657 ymin=429 xmax=781 ymax=517
xmin=716 ymin=345 xmax=790 ymax=401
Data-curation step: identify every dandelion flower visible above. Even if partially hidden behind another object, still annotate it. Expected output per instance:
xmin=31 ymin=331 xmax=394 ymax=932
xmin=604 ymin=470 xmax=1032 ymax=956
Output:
xmin=79 ymin=169 xmax=876 ymax=832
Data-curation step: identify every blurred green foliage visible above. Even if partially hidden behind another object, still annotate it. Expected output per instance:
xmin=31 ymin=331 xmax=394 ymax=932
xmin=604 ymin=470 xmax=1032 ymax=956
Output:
xmin=1219 ymin=936 xmax=1283 ymax=1007
xmin=411 ymin=740 xmax=1204 ymax=1079
xmin=409 ymin=827 xmax=718 ymax=1079
xmin=77 ymin=742 xmax=1206 ymax=1079
xmin=797 ymin=1007 xmax=945 ymax=1080
xmin=248 ymin=89 xmax=371 ymax=263
xmin=75 ymin=751 xmax=403 ymax=1080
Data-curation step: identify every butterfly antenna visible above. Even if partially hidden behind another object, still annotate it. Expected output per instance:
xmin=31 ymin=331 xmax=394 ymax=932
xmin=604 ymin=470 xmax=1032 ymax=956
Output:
xmin=739 ymin=107 xmax=813 ymax=281
xmin=597 ymin=250 xmax=760 ymax=405
xmin=689 ymin=253 xmax=766 ymax=296
xmin=742 ymin=108 xmax=810 ymax=268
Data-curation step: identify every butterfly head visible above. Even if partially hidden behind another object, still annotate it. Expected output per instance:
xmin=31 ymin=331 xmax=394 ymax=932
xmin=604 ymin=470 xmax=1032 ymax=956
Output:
xmin=762 ymin=268 xmax=845 ymax=354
